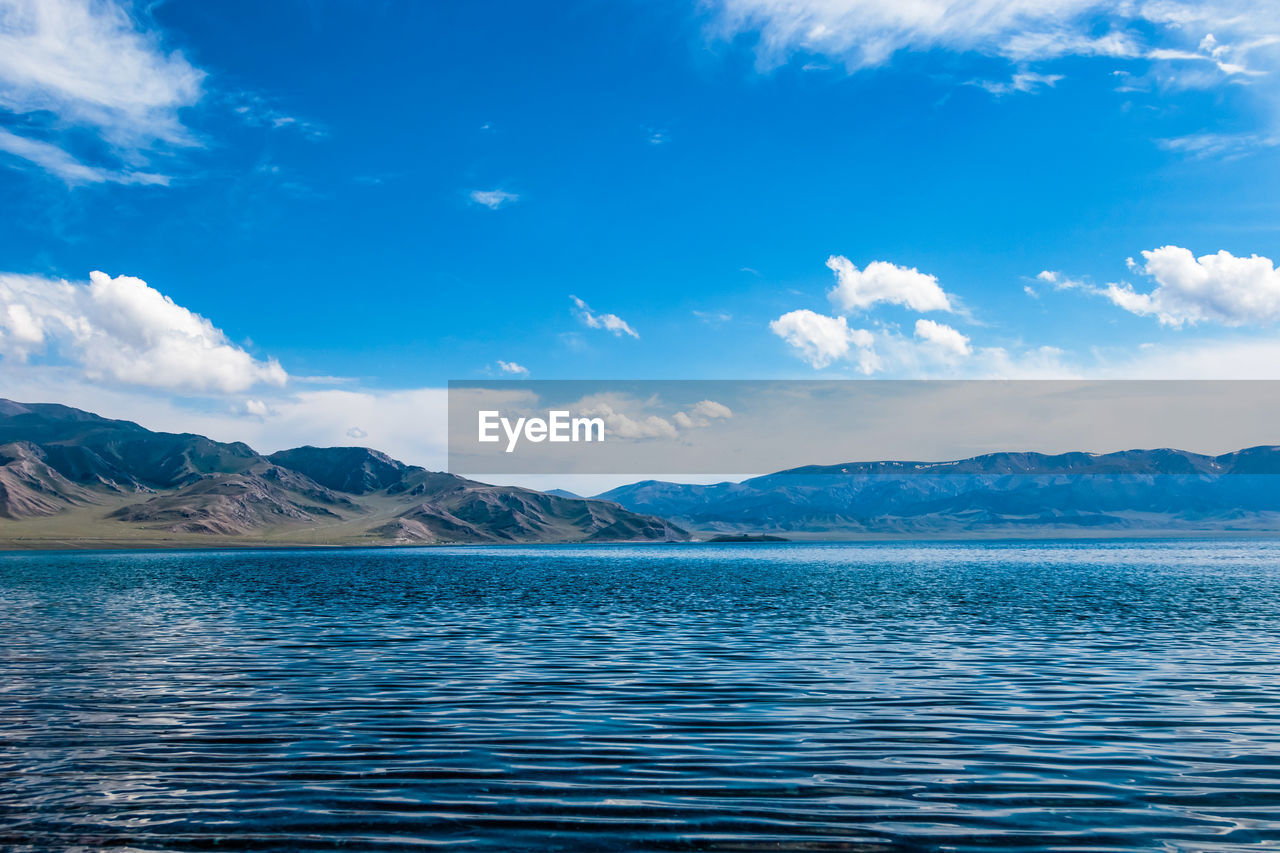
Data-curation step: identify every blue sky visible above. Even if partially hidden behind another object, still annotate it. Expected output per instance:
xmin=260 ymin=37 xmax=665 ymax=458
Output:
xmin=2 ymin=0 xmax=1280 ymax=472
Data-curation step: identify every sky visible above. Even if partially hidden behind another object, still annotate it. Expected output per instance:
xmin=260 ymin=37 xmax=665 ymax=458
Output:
xmin=1 ymin=0 xmax=1280 ymax=482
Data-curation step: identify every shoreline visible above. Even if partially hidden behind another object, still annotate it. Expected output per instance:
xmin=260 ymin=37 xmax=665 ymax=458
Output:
xmin=5 ymin=527 xmax=1280 ymax=554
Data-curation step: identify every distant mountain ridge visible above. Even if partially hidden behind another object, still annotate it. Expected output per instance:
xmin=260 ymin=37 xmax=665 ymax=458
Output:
xmin=8 ymin=398 xmax=1280 ymax=545
xmin=597 ymin=447 xmax=1280 ymax=536
xmin=0 ymin=400 xmax=686 ymax=547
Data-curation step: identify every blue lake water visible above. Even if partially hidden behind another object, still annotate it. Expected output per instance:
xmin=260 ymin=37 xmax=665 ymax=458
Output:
xmin=4 ymin=541 xmax=1280 ymax=851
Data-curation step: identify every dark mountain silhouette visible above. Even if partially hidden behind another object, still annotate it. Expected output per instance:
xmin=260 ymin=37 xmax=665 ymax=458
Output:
xmin=0 ymin=400 xmax=686 ymax=547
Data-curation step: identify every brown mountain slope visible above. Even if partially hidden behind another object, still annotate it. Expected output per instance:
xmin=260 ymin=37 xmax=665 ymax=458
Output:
xmin=107 ymin=464 xmax=359 ymax=536
xmin=371 ymin=476 xmax=680 ymax=544
xmin=0 ymin=399 xmax=686 ymax=547
xmin=0 ymin=441 xmax=98 ymax=519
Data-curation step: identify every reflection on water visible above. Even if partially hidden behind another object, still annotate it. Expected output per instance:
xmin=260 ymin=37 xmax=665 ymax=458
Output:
xmin=4 ymin=540 xmax=1280 ymax=851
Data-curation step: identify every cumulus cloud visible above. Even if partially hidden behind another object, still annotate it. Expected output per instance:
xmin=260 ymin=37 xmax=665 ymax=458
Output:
xmin=243 ymin=399 xmax=271 ymax=418
xmin=0 ymin=270 xmax=287 ymax=393
xmin=576 ymin=398 xmax=679 ymax=440
xmin=470 ymin=189 xmax=519 ymax=209
xmin=569 ymin=394 xmax=732 ymax=440
xmin=914 ymin=318 xmax=971 ymax=357
xmin=571 ymin=295 xmax=639 ymax=338
xmin=0 ymin=0 xmax=205 ymax=183
xmin=1104 ymin=246 xmax=1280 ymax=327
xmin=770 ymin=308 xmax=878 ymax=372
xmin=673 ymin=399 xmax=733 ymax=429
xmin=826 ymin=255 xmax=954 ymax=314
xmin=496 ymin=360 xmax=529 ymax=376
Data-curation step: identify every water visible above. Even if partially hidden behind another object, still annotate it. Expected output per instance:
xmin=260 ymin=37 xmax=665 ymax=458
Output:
xmin=4 ymin=541 xmax=1280 ymax=851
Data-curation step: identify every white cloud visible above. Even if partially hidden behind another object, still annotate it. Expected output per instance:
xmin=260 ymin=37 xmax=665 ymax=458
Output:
xmin=1036 ymin=269 xmax=1092 ymax=290
xmin=1103 ymin=336 xmax=1280 ymax=378
xmin=0 ymin=0 xmax=205 ymax=182
xmin=674 ymin=398 xmax=734 ymax=428
xmin=571 ymin=295 xmax=639 ymax=338
xmin=975 ymin=71 xmax=1064 ymax=95
xmin=470 ymin=189 xmax=519 ymax=209
xmin=1104 ymin=246 xmax=1280 ymax=327
xmin=229 ymin=93 xmax=326 ymax=141
xmin=243 ymin=399 xmax=270 ymax=418
xmin=1159 ymin=130 xmax=1280 ymax=158
xmin=770 ymin=308 xmax=878 ymax=371
xmin=964 ymin=345 xmax=1077 ymax=378
xmin=568 ymin=393 xmax=734 ymax=440
xmin=914 ymin=318 xmax=971 ymax=357
xmin=705 ymin=0 xmax=1279 ymax=76
xmin=0 ymin=128 xmax=169 ymax=185
xmin=496 ymin=360 xmax=529 ymax=376
xmin=826 ymin=255 xmax=954 ymax=314
xmin=577 ymin=399 xmax=679 ymax=440
xmin=691 ymin=399 xmax=733 ymax=420
xmin=0 ymin=270 xmax=287 ymax=393
xmin=693 ymin=309 xmax=733 ymax=325
xmin=708 ymin=0 xmax=1280 ymax=151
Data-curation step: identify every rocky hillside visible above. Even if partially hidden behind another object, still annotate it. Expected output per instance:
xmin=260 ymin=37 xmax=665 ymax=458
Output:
xmin=0 ymin=400 xmax=687 ymax=547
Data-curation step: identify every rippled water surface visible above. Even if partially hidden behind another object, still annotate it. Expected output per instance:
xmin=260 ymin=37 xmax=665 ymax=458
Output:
xmin=5 ymin=541 xmax=1280 ymax=851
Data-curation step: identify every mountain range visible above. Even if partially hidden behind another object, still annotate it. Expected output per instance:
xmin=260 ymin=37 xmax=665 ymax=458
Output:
xmin=0 ymin=400 xmax=686 ymax=548
xmin=596 ymin=448 xmax=1280 ymax=537
xmin=6 ymin=398 xmax=1280 ymax=548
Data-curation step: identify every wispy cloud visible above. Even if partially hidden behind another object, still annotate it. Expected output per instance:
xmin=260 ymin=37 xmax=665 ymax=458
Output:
xmin=495 ymin=360 xmax=529 ymax=376
xmin=705 ymin=0 xmax=1280 ymax=150
xmin=229 ymin=92 xmax=327 ymax=141
xmin=0 ymin=0 xmax=206 ymax=183
xmin=693 ymin=309 xmax=733 ymax=326
xmin=1035 ymin=269 xmax=1094 ymax=291
xmin=973 ymin=71 xmax=1063 ymax=96
xmin=0 ymin=128 xmax=169 ymax=185
xmin=571 ymin=296 xmax=639 ymax=338
xmin=1159 ymin=131 xmax=1280 ymax=159
xmin=470 ymin=189 xmax=519 ymax=209
xmin=706 ymin=0 xmax=1277 ymax=75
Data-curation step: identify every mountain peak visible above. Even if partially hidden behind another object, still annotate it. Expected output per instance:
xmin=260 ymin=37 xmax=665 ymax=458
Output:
xmin=266 ymin=446 xmax=407 ymax=494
